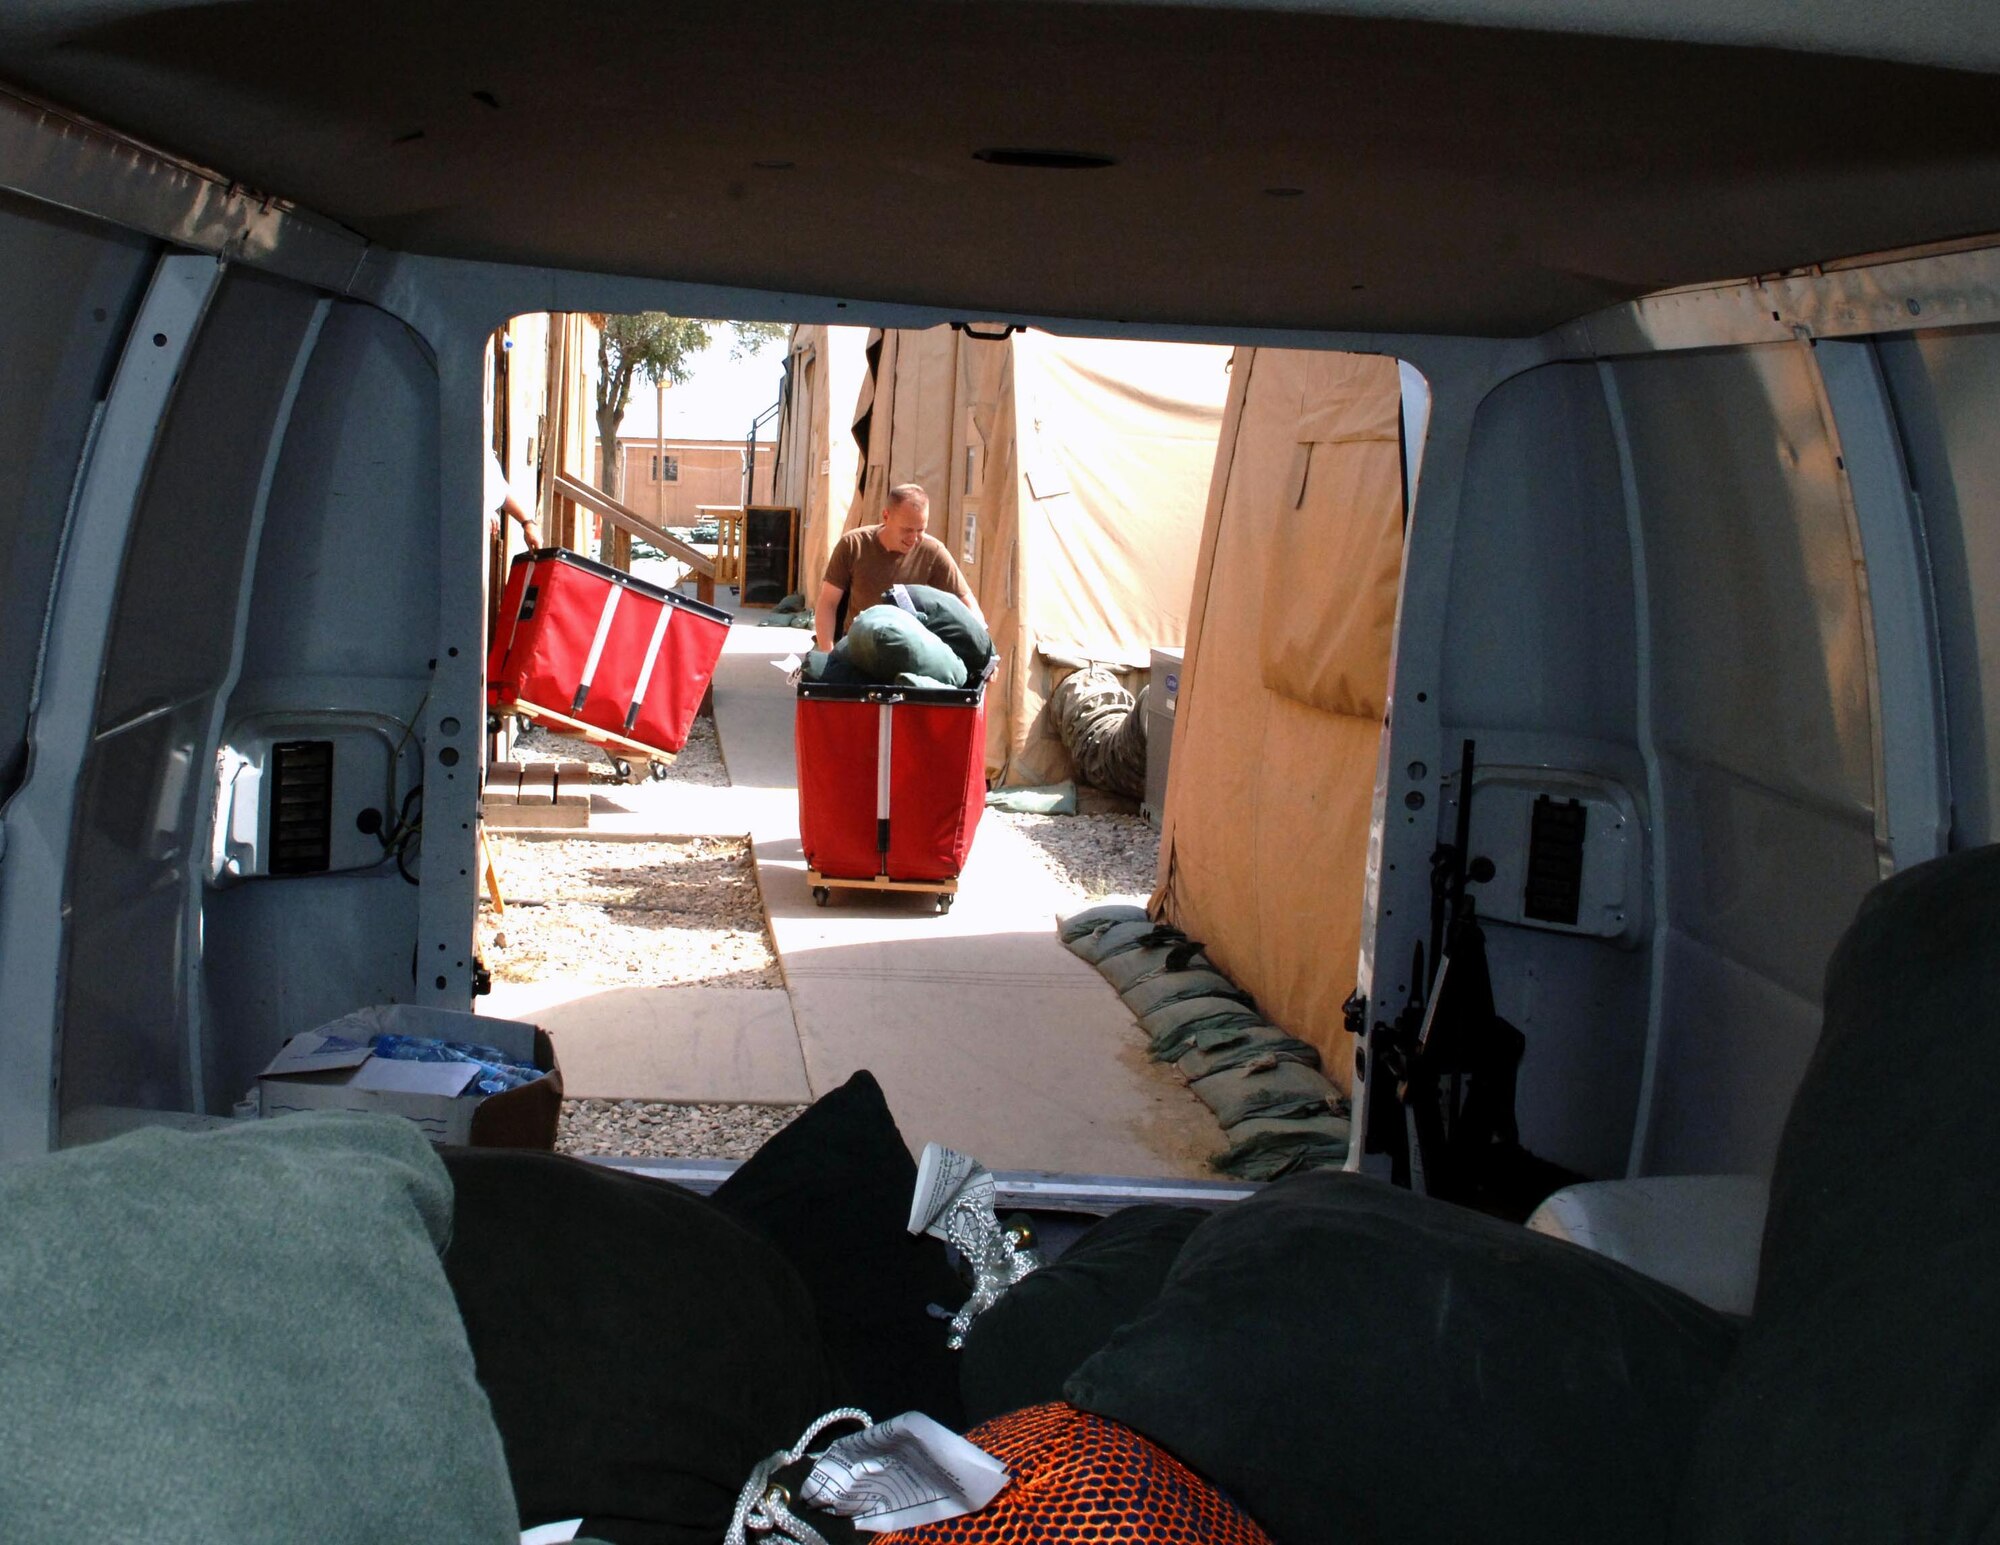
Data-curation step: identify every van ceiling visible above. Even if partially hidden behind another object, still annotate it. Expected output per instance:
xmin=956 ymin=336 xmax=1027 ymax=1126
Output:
xmin=5 ymin=1 xmax=2000 ymax=336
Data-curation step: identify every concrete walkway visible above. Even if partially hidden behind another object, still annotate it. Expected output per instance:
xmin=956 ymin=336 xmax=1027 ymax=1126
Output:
xmin=489 ymin=619 xmax=1225 ymax=1179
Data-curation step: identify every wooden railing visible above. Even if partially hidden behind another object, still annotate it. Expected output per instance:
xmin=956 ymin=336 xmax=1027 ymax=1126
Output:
xmin=550 ymin=471 xmax=721 ymax=604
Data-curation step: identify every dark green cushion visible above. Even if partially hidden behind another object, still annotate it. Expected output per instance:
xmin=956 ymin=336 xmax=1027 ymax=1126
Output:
xmin=890 ymin=583 xmax=995 ymax=679
xmin=712 ymin=1071 xmax=967 ymax=1429
xmin=442 ymin=1149 xmax=837 ymax=1545
xmin=1677 ymin=846 xmax=2000 ymax=1543
xmin=0 ymin=1113 xmax=518 ymax=1543
xmin=840 ymin=604 xmax=968 ymax=688
xmin=1068 ymin=1170 xmax=1738 ymax=1545
xmin=959 ymin=1205 xmax=1205 ymax=1426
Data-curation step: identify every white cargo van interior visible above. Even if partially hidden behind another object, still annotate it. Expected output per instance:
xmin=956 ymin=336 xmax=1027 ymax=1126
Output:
xmin=3 ymin=7 xmax=2000 ymax=1534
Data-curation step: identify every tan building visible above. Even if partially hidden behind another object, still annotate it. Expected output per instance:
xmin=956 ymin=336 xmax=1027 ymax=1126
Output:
xmin=594 ymin=438 xmax=775 ymax=527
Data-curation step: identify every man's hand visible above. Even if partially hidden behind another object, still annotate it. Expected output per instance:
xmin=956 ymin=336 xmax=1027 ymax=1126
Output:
xmin=814 ymin=580 xmax=845 ymax=653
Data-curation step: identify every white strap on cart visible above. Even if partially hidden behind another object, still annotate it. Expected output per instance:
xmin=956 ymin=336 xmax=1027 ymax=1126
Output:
xmin=876 ymin=701 xmax=894 ymax=870
xmin=624 ymin=600 xmax=675 ymax=731
xmin=498 ymin=558 xmax=541 ymax=664
xmin=570 ymin=583 xmax=624 ymax=713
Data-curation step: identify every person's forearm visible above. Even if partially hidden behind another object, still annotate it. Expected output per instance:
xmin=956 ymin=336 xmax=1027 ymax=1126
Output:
xmin=814 ymin=582 xmax=843 ymax=652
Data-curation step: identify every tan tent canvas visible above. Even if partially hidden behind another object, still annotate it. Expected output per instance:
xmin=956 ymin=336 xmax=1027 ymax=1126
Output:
xmin=836 ymin=325 xmax=1229 ymax=785
xmin=772 ymin=323 xmax=870 ymax=599
xmin=1152 ymin=347 xmax=1406 ymax=1089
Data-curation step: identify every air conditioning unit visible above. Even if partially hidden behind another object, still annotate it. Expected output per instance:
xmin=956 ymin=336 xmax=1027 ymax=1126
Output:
xmin=1142 ymin=647 xmax=1184 ymax=827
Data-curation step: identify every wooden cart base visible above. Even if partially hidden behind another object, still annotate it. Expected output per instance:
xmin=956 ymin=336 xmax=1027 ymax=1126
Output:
xmin=493 ymin=698 xmax=675 ymax=783
xmin=807 ymin=868 xmax=959 ymax=913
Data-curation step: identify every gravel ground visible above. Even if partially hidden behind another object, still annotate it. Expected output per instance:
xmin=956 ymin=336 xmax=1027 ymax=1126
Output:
xmin=557 ymin=1097 xmax=805 ymax=1159
xmin=480 ymin=817 xmax=789 ymax=1157
xmin=991 ymin=809 xmax=1160 ymax=904
xmin=507 ymin=711 xmax=729 ymax=786
xmin=479 ymin=831 xmax=781 ymax=990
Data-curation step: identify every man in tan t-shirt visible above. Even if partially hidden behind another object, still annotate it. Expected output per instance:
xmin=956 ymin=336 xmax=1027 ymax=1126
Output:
xmin=814 ymin=484 xmax=979 ymax=652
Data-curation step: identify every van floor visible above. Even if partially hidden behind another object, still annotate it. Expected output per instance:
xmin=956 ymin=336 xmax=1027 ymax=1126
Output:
xmin=483 ymin=620 xmax=1227 ymax=1179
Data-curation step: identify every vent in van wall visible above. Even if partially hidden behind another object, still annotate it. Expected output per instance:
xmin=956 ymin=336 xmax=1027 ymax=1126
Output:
xmin=269 ymin=740 xmax=334 ymax=874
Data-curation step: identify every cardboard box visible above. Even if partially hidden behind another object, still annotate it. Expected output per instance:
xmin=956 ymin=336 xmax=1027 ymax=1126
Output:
xmin=258 ymin=1004 xmax=562 ymax=1149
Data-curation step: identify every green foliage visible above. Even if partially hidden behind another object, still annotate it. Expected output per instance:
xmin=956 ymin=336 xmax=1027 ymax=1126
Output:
xmin=595 ymin=314 xmax=783 ymax=424
xmin=592 ymin=314 xmax=785 ymax=511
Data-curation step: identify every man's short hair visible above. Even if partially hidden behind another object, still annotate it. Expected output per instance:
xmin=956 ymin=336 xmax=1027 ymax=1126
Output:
xmin=885 ymin=484 xmax=931 ymax=517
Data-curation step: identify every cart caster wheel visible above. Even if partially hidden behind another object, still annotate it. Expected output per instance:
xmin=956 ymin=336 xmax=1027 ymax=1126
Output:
xmin=937 ymin=893 xmax=954 ymax=914
xmin=812 ymin=886 xmax=832 ymax=907
xmin=648 ymin=760 xmax=671 ymax=781
xmin=514 ymin=715 xmax=533 ymax=736
xmin=612 ymin=758 xmax=635 ymax=783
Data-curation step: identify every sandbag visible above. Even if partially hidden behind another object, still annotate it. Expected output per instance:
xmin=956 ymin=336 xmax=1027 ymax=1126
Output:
xmin=1065 ymin=918 xmax=1158 ymax=965
xmin=1120 ymin=968 xmax=1255 ymax=1018
xmin=1098 ymin=931 xmax=1212 ymax=993
xmin=841 ymin=605 xmax=968 ymax=688
xmin=1150 ymin=1010 xmax=1271 ymax=1064
xmin=889 ymin=583 xmax=995 ymax=680
xmin=1211 ymin=1114 xmax=1354 ymax=1180
xmin=1059 ymin=904 xmax=1151 ymax=946
xmin=1175 ymin=1023 xmax=1323 ymax=1081
xmin=986 ymin=783 xmax=1077 ymax=815
xmin=1189 ymin=1059 xmax=1341 ymax=1127
xmin=1138 ymin=995 xmax=1269 ymax=1060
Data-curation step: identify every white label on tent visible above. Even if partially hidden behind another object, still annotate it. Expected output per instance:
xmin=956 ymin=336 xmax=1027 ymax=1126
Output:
xmin=962 ymin=511 xmax=978 ymax=565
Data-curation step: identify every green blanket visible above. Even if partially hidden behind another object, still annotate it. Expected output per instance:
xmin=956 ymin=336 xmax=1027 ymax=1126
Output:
xmin=0 ymin=1112 xmax=518 ymax=1543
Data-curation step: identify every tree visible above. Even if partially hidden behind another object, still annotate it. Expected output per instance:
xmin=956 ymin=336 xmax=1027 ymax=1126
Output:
xmin=593 ymin=314 xmax=785 ymax=507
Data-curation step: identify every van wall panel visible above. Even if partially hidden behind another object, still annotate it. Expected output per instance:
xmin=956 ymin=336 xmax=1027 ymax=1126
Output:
xmin=1443 ymin=362 xmax=1637 ymax=742
xmin=1616 ymin=345 xmax=1876 ymax=817
xmin=1610 ymin=343 xmax=1881 ymax=1174
xmin=96 ymin=271 xmax=322 ymax=730
xmin=1659 ymin=750 xmax=1877 ymax=1003
xmin=1648 ymin=932 xmax=1823 ymax=1176
xmin=203 ymin=299 xmax=440 ymax=1105
xmin=0 ymin=191 xmax=155 ymax=800
xmin=1875 ymin=327 xmax=2000 ymax=848
xmin=240 ymin=304 xmax=440 ymax=681
xmin=1438 ymin=362 xmax=1647 ymax=1177
xmin=60 ymin=270 xmax=319 ymax=1118
xmin=201 ymin=880 xmax=422 ymax=1106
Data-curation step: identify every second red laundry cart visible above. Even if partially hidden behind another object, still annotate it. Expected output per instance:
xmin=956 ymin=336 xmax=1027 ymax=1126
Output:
xmin=487 ymin=547 xmax=730 ymax=776
xmin=795 ymin=676 xmax=988 ymax=912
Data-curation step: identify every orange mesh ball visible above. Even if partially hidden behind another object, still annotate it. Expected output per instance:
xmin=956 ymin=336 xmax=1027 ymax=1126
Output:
xmin=880 ymin=1402 xmax=1271 ymax=1545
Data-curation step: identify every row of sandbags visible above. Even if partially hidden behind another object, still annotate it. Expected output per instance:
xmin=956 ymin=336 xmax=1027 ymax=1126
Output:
xmin=803 ymin=583 xmax=995 ymax=690
xmin=1061 ymin=903 xmax=1350 ymax=1180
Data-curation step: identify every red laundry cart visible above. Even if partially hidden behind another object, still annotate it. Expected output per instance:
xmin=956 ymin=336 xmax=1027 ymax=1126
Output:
xmin=795 ymin=677 xmax=988 ymax=912
xmin=487 ymin=548 xmax=730 ymax=776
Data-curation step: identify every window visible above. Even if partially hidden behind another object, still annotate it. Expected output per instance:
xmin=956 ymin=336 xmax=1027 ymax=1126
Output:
xmin=652 ymin=453 xmax=679 ymax=483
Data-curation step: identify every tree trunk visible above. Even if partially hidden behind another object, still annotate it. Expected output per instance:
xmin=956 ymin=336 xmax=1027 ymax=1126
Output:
xmin=595 ymin=403 xmax=630 ymax=569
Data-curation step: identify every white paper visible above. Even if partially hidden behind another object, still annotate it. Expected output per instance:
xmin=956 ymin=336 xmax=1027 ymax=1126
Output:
xmin=348 ymin=1058 xmax=480 ymax=1096
xmin=260 ymin=1033 xmax=372 ymax=1078
xmin=775 ymin=653 xmax=806 ymax=684
xmin=908 ymin=1142 xmax=992 ymax=1237
xmin=519 ymin=1521 xmax=583 ymax=1544
xmin=801 ymin=1411 xmax=1008 ymax=1532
